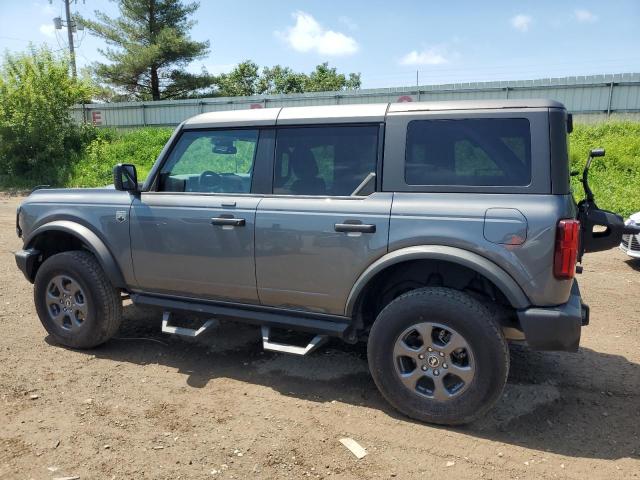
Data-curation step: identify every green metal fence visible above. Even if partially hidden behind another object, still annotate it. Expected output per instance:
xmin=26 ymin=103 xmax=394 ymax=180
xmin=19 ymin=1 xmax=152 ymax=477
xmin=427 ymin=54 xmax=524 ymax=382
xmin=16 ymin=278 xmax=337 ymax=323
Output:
xmin=72 ymin=73 xmax=640 ymax=128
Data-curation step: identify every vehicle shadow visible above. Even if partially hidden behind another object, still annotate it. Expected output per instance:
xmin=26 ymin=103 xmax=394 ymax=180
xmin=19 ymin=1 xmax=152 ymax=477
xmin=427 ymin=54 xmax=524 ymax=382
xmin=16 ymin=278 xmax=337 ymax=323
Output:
xmin=625 ymin=258 xmax=640 ymax=272
xmin=55 ymin=303 xmax=640 ymax=461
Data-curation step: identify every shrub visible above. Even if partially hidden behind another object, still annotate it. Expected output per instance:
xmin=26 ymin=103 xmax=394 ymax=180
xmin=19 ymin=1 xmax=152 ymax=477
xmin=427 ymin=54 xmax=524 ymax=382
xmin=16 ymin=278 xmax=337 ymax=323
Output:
xmin=0 ymin=46 xmax=94 ymax=186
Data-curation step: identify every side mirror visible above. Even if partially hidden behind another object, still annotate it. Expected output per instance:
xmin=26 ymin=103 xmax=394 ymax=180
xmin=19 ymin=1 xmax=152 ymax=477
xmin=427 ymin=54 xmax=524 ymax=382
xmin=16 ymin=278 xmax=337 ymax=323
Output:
xmin=589 ymin=148 xmax=605 ymax=158
xmin=113 ymin=163 xmax=139 ymax=192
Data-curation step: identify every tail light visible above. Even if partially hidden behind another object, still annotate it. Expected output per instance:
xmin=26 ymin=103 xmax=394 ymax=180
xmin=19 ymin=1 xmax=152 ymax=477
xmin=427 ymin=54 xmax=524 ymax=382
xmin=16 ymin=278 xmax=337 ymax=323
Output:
xmin=554 ymin=219 xmax=580 ymax=279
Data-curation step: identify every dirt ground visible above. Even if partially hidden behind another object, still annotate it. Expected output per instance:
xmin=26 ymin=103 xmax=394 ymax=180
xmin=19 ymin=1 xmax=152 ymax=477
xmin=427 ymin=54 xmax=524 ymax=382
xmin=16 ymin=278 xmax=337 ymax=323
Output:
xmin=0 ymin=193 xmax=638 ymax=480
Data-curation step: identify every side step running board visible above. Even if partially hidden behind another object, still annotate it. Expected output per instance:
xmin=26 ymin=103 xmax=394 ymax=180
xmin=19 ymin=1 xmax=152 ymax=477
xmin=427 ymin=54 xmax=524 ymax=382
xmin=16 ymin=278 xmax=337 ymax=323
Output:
xmin=261 ymin=326 xmax=328 ymax=356
xmin=132 ymin=293 xmax=350 ymax=339
xmin=161 ymin=311 xmax=218 ymax=337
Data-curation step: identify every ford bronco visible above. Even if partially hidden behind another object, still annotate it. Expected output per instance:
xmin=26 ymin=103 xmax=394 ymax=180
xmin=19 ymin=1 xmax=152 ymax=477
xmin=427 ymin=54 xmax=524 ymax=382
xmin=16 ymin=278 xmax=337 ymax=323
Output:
xmin=14 ymin=100 xmax=636 ymax=425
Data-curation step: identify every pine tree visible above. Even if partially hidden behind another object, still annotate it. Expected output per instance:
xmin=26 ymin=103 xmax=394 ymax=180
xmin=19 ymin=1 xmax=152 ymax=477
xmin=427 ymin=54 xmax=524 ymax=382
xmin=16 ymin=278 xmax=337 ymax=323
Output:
xmin=81 ymin=0 xmax=210 ymax=100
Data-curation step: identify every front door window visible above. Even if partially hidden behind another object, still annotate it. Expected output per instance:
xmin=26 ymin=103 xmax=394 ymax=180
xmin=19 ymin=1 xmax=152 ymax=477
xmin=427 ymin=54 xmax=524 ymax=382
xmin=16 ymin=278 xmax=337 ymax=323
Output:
xmin=158 ymin=129 xmax=259 ymax=193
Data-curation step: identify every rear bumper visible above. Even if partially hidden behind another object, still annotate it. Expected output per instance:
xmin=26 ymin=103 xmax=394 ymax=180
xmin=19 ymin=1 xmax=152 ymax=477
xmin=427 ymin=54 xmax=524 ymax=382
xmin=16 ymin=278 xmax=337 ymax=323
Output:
xmin=517 ymin=280 xmax=588 ymax=352
xmin=15 ymin=248 xmax=40 ymax=282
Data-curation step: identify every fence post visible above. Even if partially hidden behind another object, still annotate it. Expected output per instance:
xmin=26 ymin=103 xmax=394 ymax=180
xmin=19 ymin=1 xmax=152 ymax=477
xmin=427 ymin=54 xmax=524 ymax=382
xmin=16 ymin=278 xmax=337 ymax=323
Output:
xmin=607 ymin=81 xmax=614 ymax=117
xmin=142 ymin=102 xmax=147 ymax=126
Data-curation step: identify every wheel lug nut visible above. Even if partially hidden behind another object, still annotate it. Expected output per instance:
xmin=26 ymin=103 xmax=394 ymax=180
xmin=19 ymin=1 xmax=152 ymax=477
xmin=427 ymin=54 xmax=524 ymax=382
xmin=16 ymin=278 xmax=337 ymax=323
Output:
xmin=421 ymin=365 xmax=428 ymax=371
xmin=439 ymin=352 xmax=444 ymax=357
xmin=418 ymin=354 xmax=425 ymax=359
xmin=443 ymin=363 xmax=448 ymax=369
xmin=427 ymin=347 xmax=433 ymax=352
xmin=433 ymin=369 xmax=440 ymax=376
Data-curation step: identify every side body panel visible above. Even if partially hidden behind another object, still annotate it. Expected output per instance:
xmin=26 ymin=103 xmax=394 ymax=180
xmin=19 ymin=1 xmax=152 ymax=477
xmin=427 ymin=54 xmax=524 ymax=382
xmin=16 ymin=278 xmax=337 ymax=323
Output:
xmin=19 ymin=189 xmax=135 ymax=286
xmin=129 ymin=193 xmax=261 ymax=303
xmin=388 ymin=193 xmax=576 ymax=306
xmin=255 ymin=193 xmax=393 ymax=315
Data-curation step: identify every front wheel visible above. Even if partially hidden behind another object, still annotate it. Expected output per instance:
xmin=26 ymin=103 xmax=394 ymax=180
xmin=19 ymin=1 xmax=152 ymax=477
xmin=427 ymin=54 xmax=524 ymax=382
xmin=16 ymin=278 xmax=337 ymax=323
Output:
xmin=367 ymin=287 xmax=509 ymax=425
xmin=34 ymin=250 xmax=122 ymax=349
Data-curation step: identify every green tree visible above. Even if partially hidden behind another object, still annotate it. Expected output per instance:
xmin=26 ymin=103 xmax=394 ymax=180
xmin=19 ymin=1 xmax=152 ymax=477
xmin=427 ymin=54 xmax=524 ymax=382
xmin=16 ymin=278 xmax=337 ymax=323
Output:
xmin=81 ymin=0 xmax=210 ymax=101
xmin=214 ymin=61 xmax=361 ymax=97
xmin=214 ymin=61 xmax=260 ymax=97
xmin=257 ymin=65 xmax=307 ymax=94
xmin=303 ymin=63 xmax=361 ymax=92
xmin=0 ymin=46 xmax=93 ymax=184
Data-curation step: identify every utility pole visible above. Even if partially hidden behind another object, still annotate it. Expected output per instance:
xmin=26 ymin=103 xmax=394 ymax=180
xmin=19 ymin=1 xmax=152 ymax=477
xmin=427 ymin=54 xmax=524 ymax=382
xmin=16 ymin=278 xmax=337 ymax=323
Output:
xmin=52 ymin=0 xmax=83 ymax=78
xmin=64 ymin=0 xmax=77 ymax=78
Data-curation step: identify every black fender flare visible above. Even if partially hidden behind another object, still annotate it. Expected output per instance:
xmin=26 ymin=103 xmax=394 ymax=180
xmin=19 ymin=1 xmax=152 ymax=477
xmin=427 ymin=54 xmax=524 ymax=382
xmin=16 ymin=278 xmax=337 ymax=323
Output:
xmin=24 ymin=220 xmax=126 ymax=288
xmin=344 ymin=245 xmax=531 ymax=316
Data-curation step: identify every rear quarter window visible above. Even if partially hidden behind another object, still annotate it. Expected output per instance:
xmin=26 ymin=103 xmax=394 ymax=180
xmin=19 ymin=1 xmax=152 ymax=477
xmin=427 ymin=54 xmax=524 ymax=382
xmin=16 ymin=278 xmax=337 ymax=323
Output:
xmin=405 ymin=118 xmax=532 ymax=187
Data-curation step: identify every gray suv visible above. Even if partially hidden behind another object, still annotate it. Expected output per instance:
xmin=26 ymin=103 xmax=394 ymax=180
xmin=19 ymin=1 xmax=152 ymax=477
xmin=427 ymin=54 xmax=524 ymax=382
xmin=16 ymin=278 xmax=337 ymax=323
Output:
xmin=14 ymin=100 xmax=630 ymax=425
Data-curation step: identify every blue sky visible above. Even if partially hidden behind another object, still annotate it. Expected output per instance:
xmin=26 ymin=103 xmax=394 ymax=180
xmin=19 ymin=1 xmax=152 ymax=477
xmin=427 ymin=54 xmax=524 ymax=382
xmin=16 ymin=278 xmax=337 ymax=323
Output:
xmin=1 ymin=0 xmax=639 ymax=88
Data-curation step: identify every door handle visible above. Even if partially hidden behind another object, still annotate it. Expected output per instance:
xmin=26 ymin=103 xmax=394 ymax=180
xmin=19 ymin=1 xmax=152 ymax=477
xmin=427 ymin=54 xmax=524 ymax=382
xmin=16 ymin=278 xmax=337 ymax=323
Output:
xmin=335 ymin=223 xmax=376 ymax=233
xmin=211 ymin=217 xmax=245 ymax=227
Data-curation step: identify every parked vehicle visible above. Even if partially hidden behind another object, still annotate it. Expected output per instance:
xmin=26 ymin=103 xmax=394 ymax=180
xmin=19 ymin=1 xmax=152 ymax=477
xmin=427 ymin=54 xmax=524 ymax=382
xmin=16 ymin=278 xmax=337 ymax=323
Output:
xmin=14 ymin=100 xmax=631 ymax=425
xmin=620 ymin=212 xmax=640 ymax=259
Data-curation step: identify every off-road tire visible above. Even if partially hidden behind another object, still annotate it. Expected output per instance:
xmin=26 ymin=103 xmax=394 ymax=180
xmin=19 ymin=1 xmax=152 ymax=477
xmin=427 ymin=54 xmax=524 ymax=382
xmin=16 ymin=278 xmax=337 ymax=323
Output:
xmin=34 ymin=250 xmax=122 ymax=349
xmin=367 ymin=287 xmax=509 ymax=425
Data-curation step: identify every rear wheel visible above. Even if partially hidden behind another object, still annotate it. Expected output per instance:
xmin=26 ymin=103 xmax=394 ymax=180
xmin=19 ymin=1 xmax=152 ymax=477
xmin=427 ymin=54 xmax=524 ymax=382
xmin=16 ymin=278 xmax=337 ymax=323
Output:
xmin=367 ymin=287 xmax=509 ymax=425
xmin=34 ymin=250 xmax=122 ymax=349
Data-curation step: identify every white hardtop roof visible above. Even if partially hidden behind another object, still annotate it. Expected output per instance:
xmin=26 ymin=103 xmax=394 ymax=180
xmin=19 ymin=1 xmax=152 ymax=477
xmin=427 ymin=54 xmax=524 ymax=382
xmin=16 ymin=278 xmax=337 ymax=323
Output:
xmin=182 ymin=99 xmax=564 ymax=128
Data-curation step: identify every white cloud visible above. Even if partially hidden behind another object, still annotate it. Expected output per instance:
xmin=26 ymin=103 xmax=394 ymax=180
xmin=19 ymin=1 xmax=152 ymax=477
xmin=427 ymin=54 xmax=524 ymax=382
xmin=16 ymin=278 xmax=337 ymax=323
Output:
xmin=399 ymin=47 xmax=449 ymax=66
xmin=39 ymin=24 xmax=56 ymax=38
xmin=574 ymin=9 xmax=598 ymax=23
xmin=338 ymin=16 xmax=358 ymax=31
xmin=276 ymin=11 xmax=359 ymax=56
xmin=511 ymin=14 xmax=532 ymax=32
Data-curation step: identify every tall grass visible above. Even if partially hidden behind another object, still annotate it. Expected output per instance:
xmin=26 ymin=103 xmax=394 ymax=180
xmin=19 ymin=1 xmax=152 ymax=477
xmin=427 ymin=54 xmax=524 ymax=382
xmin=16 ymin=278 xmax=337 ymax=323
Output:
xmin=65 ymin=127 xmax=173 ymax=187
xmin=569 ymin=121 xmax=640 ymax=217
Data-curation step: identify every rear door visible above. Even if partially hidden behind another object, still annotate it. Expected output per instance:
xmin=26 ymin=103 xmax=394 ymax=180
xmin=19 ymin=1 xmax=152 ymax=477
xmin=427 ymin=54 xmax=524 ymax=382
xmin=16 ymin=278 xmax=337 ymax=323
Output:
xmin=130 ymin=128 xmax=267 ymax=303
xmin=254 ymin=124 xmax=392 ymax=315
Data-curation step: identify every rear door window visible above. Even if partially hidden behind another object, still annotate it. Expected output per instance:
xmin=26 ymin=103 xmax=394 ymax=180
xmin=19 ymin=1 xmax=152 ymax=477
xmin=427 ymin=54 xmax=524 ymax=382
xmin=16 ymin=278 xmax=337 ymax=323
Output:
xmin=405 ymin=118 xmax=531 ymax=186
xmin=273 ymin=125 xmax=378 ymax=196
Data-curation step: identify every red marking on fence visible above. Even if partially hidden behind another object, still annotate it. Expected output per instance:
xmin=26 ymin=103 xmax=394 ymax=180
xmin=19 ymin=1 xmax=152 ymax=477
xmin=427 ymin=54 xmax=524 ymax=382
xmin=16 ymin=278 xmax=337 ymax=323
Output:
xmin=397 ymin=95 xmax=413 ymax=103
xmin=91 ymin=111 xmax=102 ymax=125
xmin=250 ymin=103 xmax=264 ymax=109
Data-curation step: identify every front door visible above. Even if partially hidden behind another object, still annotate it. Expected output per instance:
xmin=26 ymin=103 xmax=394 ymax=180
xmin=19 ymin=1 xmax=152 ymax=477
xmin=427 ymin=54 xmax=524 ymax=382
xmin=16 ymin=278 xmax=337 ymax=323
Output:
xmin=255 ymin=124 xmax=392 ymax=315
xmin=130 ymin=128 xmax=262 ymax=303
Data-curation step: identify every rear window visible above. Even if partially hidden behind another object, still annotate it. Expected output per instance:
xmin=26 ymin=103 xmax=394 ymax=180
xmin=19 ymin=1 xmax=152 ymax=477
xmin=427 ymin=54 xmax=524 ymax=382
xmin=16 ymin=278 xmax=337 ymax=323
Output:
xmin=405 ymin=118 xmax=532 ymax=187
